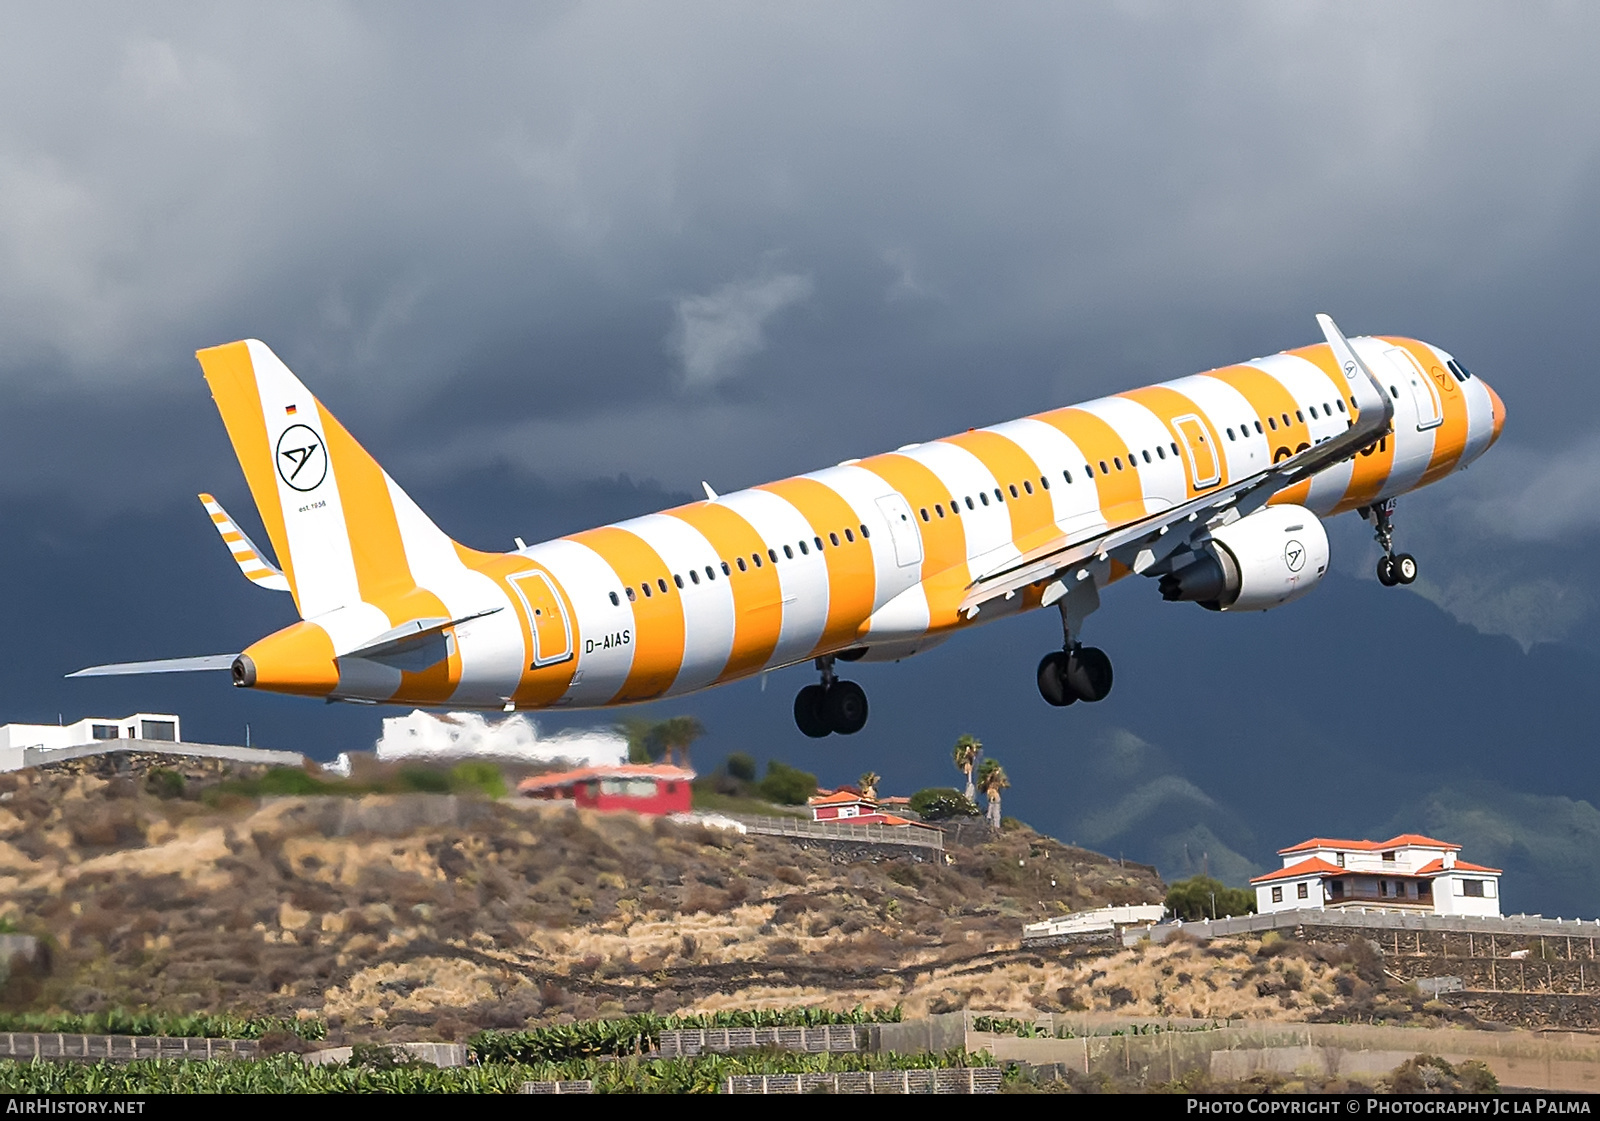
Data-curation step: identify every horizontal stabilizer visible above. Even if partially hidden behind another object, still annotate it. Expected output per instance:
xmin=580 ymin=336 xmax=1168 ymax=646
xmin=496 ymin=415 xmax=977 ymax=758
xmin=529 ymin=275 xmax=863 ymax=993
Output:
xmin=67 ymin=655 xmax=238 ymax=679
xmin=198 ymin=493 xmax=291 ymax=592
xmin=341 ymin=608 xmax=502 ymax=660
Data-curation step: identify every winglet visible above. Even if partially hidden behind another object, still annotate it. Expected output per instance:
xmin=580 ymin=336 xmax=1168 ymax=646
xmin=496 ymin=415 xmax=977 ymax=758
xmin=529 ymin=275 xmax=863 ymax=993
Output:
xmin=1316 ymin=314 xmax=1395 ymax=434
xmin=198 ymin=493 xmax=292 ymax=593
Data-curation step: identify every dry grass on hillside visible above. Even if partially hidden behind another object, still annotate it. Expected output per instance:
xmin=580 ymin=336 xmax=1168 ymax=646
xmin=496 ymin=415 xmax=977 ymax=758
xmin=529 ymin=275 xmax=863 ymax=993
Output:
xmin=0 ymin=762 xmax=1167 ymax=1041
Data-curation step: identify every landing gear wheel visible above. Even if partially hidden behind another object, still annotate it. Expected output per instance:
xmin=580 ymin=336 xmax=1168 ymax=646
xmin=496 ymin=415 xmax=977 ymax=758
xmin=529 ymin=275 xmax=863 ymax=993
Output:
xmin=1037 ymin=652 xmax=1076 ymax=707
xmin=1065 ymin=646 xmax=1114 ymax=703
xmin=1376 ymin=555 xmax=1399 ymax=587
xmin=794 ymin=684 xmax=830 ymax=738
xmin=1394 ymin=553 xmax=1418 ymax=585
xmin=822 ymin=680 xmax=869 ymax=735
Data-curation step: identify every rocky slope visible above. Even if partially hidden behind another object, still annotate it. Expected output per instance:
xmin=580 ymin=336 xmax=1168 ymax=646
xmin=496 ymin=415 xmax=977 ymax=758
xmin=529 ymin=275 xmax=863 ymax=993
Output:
xmin=1 ymin=758 xmax=1168 ymax=1041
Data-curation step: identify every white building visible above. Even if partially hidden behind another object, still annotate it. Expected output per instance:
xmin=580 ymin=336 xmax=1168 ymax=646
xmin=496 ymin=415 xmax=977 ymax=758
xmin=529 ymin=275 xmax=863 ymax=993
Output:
xmin=0 ymin=713 xmax=181 ymax=770
xmin=1252 ymin=834 xmax=1502 ymax=918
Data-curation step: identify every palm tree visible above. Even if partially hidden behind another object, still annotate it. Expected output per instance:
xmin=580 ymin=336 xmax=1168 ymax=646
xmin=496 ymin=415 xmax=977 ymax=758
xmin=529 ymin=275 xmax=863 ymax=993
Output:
xmin=858 ymin=771 xmax=881 ymax=804
xmin=952 ymin=735 xmax=983 ymax=802
xmin=653 ymin=715 xmax=706 ymax=769
xmin=618 ymin=717 xmax=661 ymax=764
xmin=977 ymin=758 xmax=1009 ymax=828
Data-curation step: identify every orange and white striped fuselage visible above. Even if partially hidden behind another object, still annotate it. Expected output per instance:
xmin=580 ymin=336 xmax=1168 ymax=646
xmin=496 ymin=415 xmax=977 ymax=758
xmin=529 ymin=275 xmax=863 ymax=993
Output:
xmin=148 ymin=328 xmax=1504 ymax=716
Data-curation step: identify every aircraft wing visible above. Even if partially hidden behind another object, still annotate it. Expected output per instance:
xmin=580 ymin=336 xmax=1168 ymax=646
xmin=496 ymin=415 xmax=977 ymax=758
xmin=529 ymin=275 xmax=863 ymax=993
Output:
xmin=199 ymin=493 xmax=291 ymax=592
xmin=959 ymin=314 xmax=1395 ymax=617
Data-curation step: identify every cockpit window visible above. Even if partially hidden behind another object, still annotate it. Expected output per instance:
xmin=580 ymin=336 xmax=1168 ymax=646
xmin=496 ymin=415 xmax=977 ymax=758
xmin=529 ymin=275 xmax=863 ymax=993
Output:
xmin=1447 ymin=359 xmax=1473 ymax=382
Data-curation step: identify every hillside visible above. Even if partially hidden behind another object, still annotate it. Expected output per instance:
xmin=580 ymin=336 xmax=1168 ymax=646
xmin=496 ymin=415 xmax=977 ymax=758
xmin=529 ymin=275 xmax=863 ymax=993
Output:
xmin=0 ymin=758 xmax=1166 ymax=1041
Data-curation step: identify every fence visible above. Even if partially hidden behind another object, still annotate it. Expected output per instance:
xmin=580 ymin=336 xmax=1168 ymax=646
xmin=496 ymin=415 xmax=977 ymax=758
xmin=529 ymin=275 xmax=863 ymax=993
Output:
xmin=724 ymin=1068 xmax=1001 ymax=1094
xmin=1155 ymin=907 xmax=1600 ymax=943
xmin=732 ymin=814 xmax=944 ymax=852
xmin=658 ymin=1024 xmax=863 ymax=1057
xmin=0 ymin=1034 xmax=257 ymax=1061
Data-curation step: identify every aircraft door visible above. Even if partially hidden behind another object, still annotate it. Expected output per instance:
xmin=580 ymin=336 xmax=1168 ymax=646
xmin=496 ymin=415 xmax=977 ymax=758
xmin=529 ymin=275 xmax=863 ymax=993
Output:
xmin=1386 ymin=348 xmax=1443 ymax=431
xmin=1172 ymin=414 xmax=1221 ymax=488
xmin=508 ymin=570 xmax=574 ymax=667
xmin=875 ymin=494 xmax=923 ymax=567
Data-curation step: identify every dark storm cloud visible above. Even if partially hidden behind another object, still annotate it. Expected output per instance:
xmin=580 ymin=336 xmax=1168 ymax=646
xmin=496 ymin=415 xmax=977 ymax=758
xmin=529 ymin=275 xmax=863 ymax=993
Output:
xmin=4 ymin=2 xmax=1600 ymax=634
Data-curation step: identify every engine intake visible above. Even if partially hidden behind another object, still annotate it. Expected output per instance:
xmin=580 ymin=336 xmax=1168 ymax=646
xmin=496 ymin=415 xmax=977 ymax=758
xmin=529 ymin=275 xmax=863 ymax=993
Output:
xmin=1158 ymin=504 xmax=1329 ymax=612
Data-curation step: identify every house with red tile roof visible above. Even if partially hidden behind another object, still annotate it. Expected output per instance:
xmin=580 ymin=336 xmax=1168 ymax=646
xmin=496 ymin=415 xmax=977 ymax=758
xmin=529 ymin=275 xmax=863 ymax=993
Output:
xmin=807 ymin=787 xmax=938 ymax=833
xmin=1252 ymin=835 xmax=1501 ymax=917
xmin=517 ymin=763 xmax=694 ymax=815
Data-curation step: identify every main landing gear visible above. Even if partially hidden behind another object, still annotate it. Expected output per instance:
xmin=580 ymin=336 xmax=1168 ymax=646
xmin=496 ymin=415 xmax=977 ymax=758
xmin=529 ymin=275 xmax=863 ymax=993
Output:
xmin=1362 ymin=499 xmax=1418 ymax=587
xmin=1036 ymin=601 xmax=1114 ymax=707
xmin=794 ymin=656 xmax=869 ymax=738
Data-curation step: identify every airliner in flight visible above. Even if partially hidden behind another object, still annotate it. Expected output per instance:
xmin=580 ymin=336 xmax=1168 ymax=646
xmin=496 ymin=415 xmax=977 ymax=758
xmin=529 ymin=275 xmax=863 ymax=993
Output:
xmin=73 ymin=316 xmax=1503 ymax=737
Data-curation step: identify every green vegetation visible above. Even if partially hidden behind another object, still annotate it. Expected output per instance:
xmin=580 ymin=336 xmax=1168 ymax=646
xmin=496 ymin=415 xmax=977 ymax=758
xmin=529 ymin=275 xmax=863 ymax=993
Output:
xmin=619 ymin=715 xmax=706 ymax=767
xmin=470 ymin=1006 xmax=902 ymax=1064
xmin=725 ymin=752 xmax=757 ymax=782
xmin=0 ymin=1047 xmax=991 ymax=1094
xmin=0 ymin=1010 xmax=325 ymax=1041
xmin=207 ymin=762 xmax=507 ymax=801
xmin=758 ymin=760 xmax=818 ymax=806
xmin=910 ymin=787 xmax=979 ymax=820
xmin=144 ymin=768 xmax=186 ymax=800
xmin=1164 ymin=875 xmax=1256 ymax=921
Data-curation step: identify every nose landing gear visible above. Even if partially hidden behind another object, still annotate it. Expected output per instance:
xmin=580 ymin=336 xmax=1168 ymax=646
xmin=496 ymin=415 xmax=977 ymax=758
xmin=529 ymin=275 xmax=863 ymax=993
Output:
xmin=793 ymin=657 xmax=869 ymax=737
xmin=1363 ymin=499 xmax=1418 ymax=587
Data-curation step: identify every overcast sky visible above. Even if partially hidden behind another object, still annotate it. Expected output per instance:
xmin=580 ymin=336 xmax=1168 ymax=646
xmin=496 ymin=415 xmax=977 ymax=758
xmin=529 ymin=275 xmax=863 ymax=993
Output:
xmin=5 ymin=1 xmax=1599 ymax=651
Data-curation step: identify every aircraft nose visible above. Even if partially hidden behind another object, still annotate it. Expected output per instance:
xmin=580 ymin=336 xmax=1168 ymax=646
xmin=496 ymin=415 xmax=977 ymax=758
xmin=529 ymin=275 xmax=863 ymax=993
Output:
xmin=1484 ymin=380 xmax=1506 ymax=446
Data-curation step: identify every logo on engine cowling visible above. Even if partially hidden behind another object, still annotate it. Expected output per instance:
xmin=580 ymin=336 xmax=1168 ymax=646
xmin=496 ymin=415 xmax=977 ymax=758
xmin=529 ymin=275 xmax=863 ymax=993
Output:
xmin=1283 ymin=539 xmax=1306 ymax=573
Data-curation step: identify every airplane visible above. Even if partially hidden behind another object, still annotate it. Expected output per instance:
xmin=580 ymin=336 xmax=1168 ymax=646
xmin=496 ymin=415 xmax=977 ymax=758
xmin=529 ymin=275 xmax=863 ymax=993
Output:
xmin=71 ymin=315 xmax=1504 ymax=737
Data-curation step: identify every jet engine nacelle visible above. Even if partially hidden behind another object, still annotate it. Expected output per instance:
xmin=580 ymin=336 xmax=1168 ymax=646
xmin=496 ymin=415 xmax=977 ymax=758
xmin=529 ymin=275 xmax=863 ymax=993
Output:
xmin=1158 ymin=504 xmax=1328 ymax=612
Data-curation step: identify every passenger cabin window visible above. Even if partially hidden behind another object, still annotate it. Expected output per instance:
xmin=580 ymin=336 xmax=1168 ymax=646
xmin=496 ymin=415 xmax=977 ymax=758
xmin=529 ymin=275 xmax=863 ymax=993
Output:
xmin=860 ymin=525 xmax=870 ymax=538
xmin=815 ymin=536 xmax=823 ymax=551
xmin=609 ymin=591 xmax=620 ymax=606
xmin=1296 ymin=409 xmax=1304 ymax=422
xmin=1267 ymin=416 xmax=1277 ymax=430
xmin=737 ymin=557 xmax=747 ymax=571
xmin=768 ymin=548 xmax=779 ymax=562
xmin=1023 ymin=479 xmax=1033 ymax=494
xmin=830 ymin=532 xmax=841 ymax=545
xmin=1155 ymin=447 xmax=1165 ymax=460
xmin=797 ymin=541 xmax=807 ymax=555
xmin=1227 ymin=428 xmax=1236 ymax=440
xmin=783 ymin=545 xmax=793 ymax=559
xmin=1171 ymin=442 xmax=1181 ymax=455
xmin=844 ymin=528 xmax=855 ymax=542
xmin=688 ymin=570 xmax=699 ymax=584
xmin=626 ymin=586 xmax=637 ymax=601
xmin=1254 ymin=422 xmax=1263 ymax=434
xmin=1009 ymin=484 xmax=1019 ymax=498
xmin=920 ymin=508 xmax=929 ymax=521
xmin=642 ymin=583 xmax=653 ymax=598
xmin=1142 ymin=450 xmax=1151 ymax=463
xmin=1040 ymin=476 xmax=1050 ymax=490
xmin=1113 ymin=457 xmax=1123 ymax=470
xmin=1063 ymin=468 xmax=1074 ymax=483
xmin=673 ymin=574 xmax=684 ymax=589
xmin=717 ymin=563 xmax=728 ymax=577
xmin=753 ymin=553 xmax=764 ymax=567
xmin=993 ymin=488 xmax=1003 ymax=502
xmin=979 ymin=492 xmax=989 ymax=506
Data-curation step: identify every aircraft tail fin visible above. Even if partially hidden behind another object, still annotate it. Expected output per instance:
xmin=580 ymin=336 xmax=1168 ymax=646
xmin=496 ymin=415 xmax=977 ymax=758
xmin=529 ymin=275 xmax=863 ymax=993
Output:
xmin=195 ymin=340 xmax=461 ymax=622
